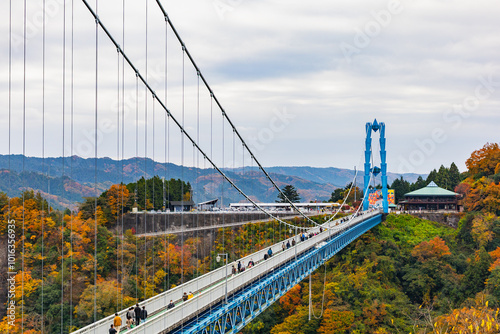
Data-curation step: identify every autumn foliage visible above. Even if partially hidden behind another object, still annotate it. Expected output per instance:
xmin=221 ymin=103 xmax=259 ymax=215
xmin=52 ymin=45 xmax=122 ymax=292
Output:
xmin=279 ymin=284 xmax=302 ymax=316
xmin=4 ymin=142 xmax=500 ymax=334
xmin=461 ymin=142 xmax=500 ymax=215
xmin=106 ymin=184 xmax=129 ymax=216
xmin=318 ymin=309 xmax=354 ymax=333
xmin=488 ymin=247 xmax=500 ymax=272
xmin=0 ymin=185 xmax=317 ymax=333
xmin=462 ymin=177 xmax=500 ymax=214
xmin=0 ymin=188 xmax=220 ymax=332
xmin=434 ymin=295 xmax=500 ymax=334
xmin=466 ymin=142 xmax=500 ymax=177
xmin=411 ymin=236 xmax=451 ymax=262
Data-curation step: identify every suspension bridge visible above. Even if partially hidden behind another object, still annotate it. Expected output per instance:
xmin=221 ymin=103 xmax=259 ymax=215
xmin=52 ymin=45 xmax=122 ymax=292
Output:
xmin=75 ymin=210 xmax=383 ymax=334
xmin=2 ymin=1 xmax=390 ymax=333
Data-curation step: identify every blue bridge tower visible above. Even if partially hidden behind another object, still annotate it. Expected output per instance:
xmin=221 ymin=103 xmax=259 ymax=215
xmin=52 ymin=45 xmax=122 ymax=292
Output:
xmin=363 ymin=119 xmax=388 ymax=213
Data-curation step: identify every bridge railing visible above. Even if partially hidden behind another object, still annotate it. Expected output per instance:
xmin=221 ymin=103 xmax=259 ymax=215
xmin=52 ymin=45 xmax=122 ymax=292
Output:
xmin=72 ymin=210 xmax=380 ymax=334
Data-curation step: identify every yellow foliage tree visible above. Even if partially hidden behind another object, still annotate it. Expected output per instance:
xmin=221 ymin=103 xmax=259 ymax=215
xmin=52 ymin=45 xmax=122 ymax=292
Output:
xmin=271 ymin=306 xmax=309 ymax=334
xmin=106 ymin=184 xmax=130 ymax=216
xmin=318 ymin=309 xmax=354 ymax=334
xmin=471 ymin=213 xmax=496 ymax=248
xmin=14 ymin=271 xmax=41 ymax=304
xmin=74 ymin=280 xmax=136 ymax=323
xmin=434 ymin=294 xmax=500 ymax=334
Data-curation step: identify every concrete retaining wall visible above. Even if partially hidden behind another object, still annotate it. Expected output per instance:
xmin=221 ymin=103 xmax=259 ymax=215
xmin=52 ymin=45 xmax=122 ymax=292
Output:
xmin=406 ymin=212 xmax=463 ymax=228
xmin=117 ymin=212 xmax=304 ymax=235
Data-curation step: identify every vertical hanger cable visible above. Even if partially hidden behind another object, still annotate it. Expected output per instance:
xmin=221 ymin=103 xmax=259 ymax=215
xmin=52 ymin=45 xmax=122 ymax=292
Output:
xmin=93 ymin=0 xmax=99 ymax=324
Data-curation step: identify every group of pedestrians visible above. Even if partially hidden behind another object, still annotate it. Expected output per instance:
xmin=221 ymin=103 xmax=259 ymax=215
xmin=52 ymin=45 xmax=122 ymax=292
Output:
xmin=230 ymin=257 xmax=255 ymax=275
xmin=109 ymin=303 xmax=148 ymax=333
xmin=263 ymin=247 xmax=272 ymax=260
xmin=107 ymin=213 xmax=365 ymax=333
xmin=182 ymin=291 xmax=194 ymax=301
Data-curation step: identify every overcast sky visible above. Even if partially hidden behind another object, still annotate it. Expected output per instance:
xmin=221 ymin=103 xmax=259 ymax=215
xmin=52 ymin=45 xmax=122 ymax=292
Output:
xmin=1 ymin=0 xmax=499 ymax=175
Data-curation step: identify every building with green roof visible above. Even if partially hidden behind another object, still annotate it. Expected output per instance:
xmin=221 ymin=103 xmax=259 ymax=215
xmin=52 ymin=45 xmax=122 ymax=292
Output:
xmin=400 ymin=181 xmax=461 ymax=212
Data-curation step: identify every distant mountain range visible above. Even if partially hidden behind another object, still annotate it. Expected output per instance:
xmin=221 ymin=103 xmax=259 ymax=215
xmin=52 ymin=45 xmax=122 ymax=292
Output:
xmin=0 ymin=155 xmax=425 ymax=210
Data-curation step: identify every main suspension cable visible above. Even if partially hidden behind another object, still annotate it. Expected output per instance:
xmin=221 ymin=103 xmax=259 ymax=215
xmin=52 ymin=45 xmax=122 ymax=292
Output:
xmin=153 ymin=0 xmax=322 ymax=227
xmin=80 ymin=0 xmax=310 ymax=231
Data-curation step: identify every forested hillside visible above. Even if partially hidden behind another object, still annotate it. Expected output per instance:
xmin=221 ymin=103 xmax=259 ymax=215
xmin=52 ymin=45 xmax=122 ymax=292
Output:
xmin=0 ymin=142 xmax=499 ymax=333
xmin=0 ymin=185 xmax=323 ymax=332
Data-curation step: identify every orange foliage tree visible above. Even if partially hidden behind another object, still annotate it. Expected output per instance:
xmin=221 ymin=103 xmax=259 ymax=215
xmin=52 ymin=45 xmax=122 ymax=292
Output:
xmin=411 ymin=236 xmax=451 ymax=262
xmin=488 ymin=246 xmax=500 ymax=271
xmin=463 ymin=177 xmax=500 ymax=214
xmin=466 ymin=142 xmax=500 ymax=177
xmin=362 ymin=299 xmax=388 ymax=327
xmin=279 ymin=284 xmax=302 ymax=316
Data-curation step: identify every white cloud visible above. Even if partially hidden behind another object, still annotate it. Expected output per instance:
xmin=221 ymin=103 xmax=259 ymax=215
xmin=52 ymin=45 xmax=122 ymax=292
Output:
xmin=0 ymin=0 xmax=499 ymax=175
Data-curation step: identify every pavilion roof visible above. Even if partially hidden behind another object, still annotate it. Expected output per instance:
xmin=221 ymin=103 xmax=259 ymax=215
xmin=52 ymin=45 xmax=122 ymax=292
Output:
xmin=404 ymin=181 xmax=458 ymax=197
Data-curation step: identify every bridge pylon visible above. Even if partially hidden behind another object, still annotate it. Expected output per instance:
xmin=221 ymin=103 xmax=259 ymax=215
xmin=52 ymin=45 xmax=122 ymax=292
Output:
xmin=363 ymin=119 xmax=388 ymax=213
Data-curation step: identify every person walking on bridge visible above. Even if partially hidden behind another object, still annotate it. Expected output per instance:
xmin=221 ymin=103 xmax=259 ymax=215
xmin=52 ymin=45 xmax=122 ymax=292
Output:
xmin=167 ymin=300 xmax=175 ymax=309
xmin=141 ymin=306 xmax=148 ymax=324
xmin=113 ymin=313 xmax=122 ymax=332
xmin=109 ymin=324 xmax=117 ymax=334
xmin=126 ymin=307 xmax=134 ymax=328
xmin=134 ymin=303 xmax=141 ymax=326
